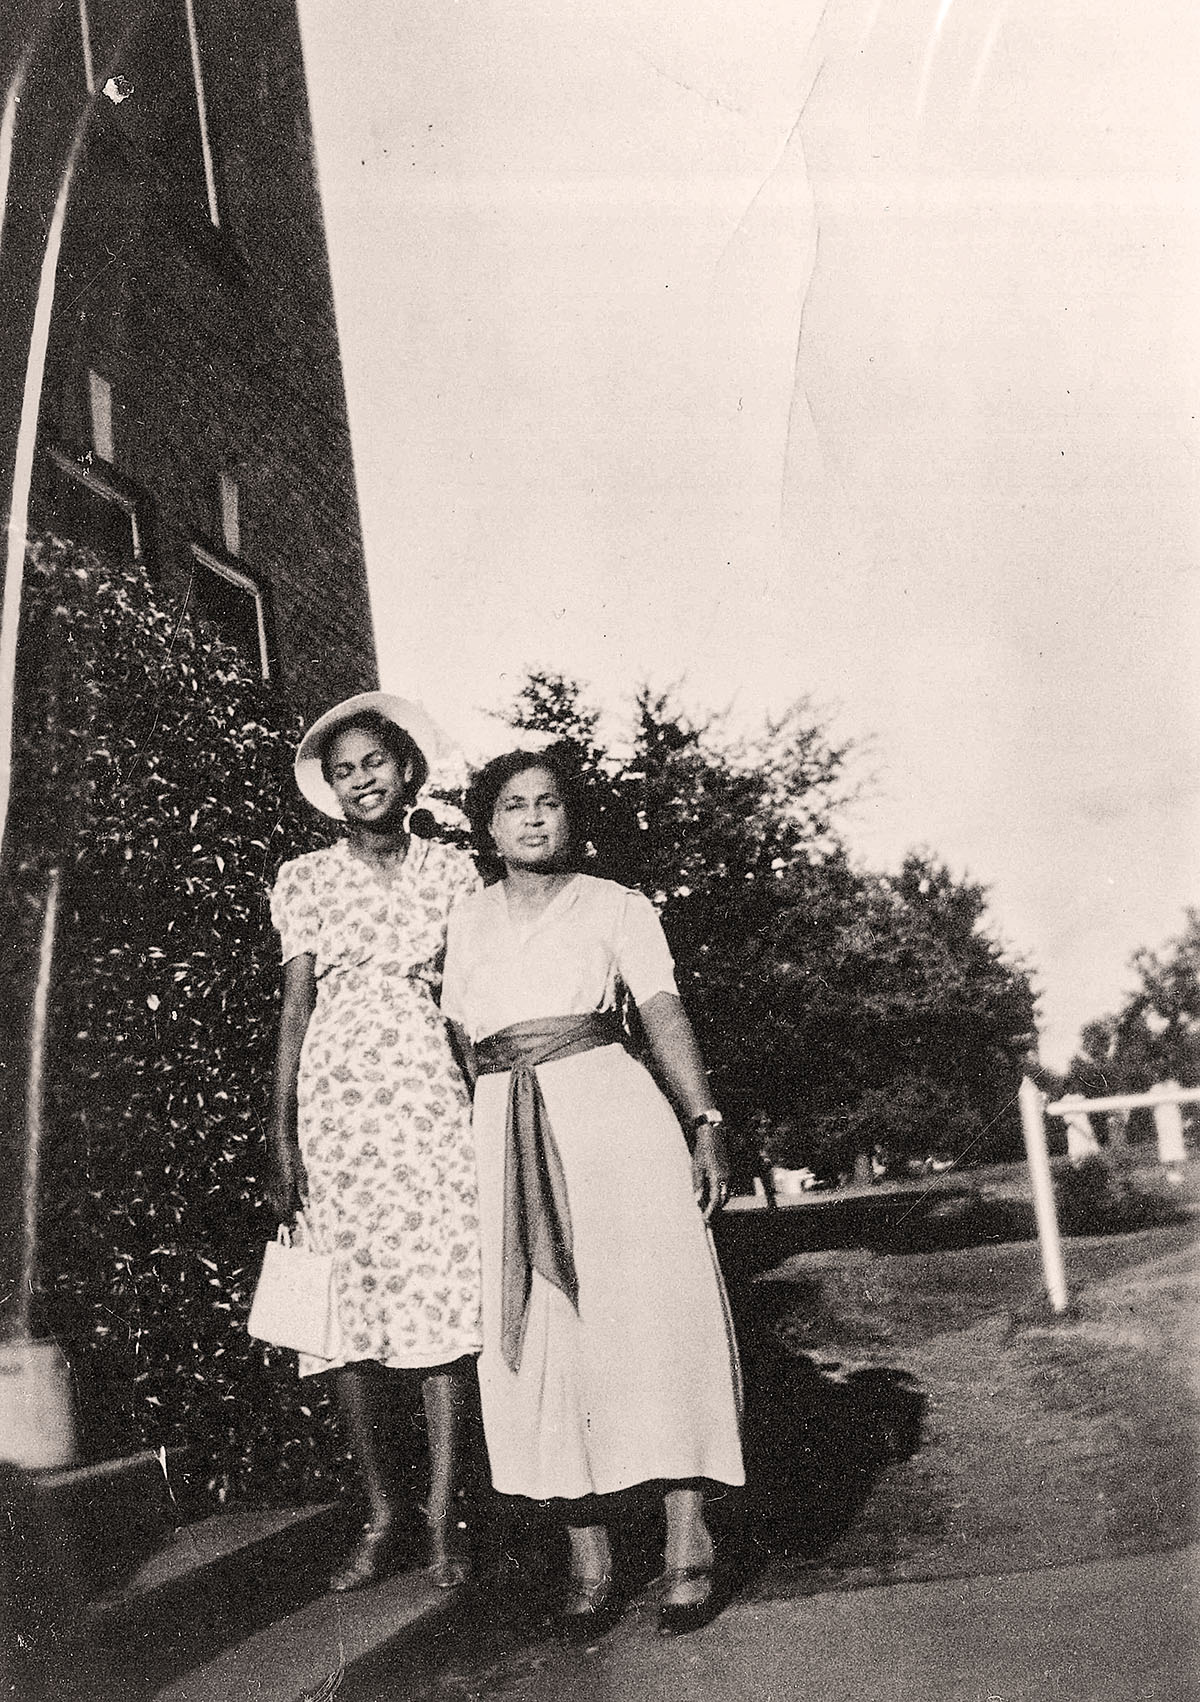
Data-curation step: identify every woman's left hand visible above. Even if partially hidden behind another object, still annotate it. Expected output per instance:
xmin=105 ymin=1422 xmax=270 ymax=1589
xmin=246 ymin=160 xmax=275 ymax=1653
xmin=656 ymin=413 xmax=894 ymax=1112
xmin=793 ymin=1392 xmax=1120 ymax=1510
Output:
xmin=692 ymin=1125 xmax=731 ymax=1221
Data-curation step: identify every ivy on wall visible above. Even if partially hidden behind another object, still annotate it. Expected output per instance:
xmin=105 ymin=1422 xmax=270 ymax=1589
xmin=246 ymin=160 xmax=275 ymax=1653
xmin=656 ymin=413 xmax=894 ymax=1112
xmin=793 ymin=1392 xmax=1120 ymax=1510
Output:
xmin=8 ymin=536 xmax=351 ymax=1508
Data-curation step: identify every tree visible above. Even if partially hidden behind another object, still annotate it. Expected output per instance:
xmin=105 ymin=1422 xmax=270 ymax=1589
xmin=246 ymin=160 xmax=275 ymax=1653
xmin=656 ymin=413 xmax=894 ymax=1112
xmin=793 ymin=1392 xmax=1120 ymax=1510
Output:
xmin=792 ymin=857 xmax=1037 ymax=1177
xmin=496 ymin=671 xmax=1035 ymax=1181
xmin=1067 ymin=912 xmax=1200 ymax=1136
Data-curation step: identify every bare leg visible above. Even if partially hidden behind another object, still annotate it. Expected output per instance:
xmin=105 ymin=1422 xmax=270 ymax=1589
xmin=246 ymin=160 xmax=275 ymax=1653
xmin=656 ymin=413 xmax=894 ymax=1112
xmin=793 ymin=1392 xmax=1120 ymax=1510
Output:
xmin=662 ymin=1486 xmax=714 ymax=1607
xmin=564 ymin=1524 xmax=612 ymax=1606
xmin=554 ymin=1520 xmax=621 ymax=1641
xmin=422 ymin=1366 xmax=471 ymax=1585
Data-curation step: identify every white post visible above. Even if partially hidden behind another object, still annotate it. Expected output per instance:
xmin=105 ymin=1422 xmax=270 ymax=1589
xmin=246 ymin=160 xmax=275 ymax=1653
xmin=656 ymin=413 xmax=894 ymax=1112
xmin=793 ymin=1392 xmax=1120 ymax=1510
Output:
xmin=0 ymin=865 xmax=76 ymax=1469
xmin=1018 ymin=1077 xmax=1069 ymax=1313
xmin=1152 ymin=1080 xmax=1187 ymax=1178
xmin=1063 ymin=1108 xmax=1101 ymax=1165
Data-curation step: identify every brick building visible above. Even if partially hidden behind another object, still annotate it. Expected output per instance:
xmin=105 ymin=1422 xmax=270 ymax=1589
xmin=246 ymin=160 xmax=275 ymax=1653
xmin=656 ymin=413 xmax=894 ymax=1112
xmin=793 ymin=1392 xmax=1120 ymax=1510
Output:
xmin=2 ymin=0 xmax=377 ymax=720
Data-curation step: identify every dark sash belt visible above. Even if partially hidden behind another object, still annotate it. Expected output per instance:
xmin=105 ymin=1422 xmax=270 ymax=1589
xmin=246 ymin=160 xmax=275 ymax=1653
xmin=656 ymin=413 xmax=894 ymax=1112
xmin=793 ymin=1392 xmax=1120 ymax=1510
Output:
xmin=475 ymin=1012 xmax=625 ymax=1373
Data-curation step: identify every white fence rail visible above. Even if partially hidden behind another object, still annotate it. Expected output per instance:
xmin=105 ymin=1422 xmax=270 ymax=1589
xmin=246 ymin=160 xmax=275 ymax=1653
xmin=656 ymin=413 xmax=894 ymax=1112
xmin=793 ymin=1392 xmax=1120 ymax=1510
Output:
xmin=1019 ymin=1076 xmax=1197 ymax=1313
xmin=1048 ymin=1085 xmax=1200 ymax=1116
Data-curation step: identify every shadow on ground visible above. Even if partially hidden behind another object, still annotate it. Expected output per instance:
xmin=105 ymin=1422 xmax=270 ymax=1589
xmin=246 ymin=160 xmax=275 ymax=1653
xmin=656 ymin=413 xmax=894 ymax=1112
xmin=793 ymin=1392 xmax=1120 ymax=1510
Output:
xmin=452 ymin=1267 xmax=926 ymax=1612
xmin=729 ymin=1276 xmax=925 ymax=1580
xmin=342 ymin=1270 xmax=928 ymax=1699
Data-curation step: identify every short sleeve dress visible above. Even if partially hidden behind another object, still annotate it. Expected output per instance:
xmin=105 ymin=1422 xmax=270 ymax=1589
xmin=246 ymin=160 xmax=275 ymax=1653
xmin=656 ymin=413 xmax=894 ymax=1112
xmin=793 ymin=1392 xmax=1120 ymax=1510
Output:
xmin=270 ymin=836 xmax=482 ymax=1376
xmin=443 ymin=873 xmax=744 ymax=1500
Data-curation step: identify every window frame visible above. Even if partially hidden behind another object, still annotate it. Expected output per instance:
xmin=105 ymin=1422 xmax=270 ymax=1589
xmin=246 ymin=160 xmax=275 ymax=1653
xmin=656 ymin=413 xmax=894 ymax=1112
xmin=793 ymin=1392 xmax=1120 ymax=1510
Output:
xmin=44 ymin=444 xmax=148 ymax=565
xmin=188 ymin=541 xmax=273 ymax=680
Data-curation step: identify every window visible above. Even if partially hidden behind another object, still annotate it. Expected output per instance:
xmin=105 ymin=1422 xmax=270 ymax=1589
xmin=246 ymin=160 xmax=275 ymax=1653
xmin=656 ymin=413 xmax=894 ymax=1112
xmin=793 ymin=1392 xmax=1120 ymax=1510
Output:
xmin=87 ymin=370 xmax=114 ymax=463
xmin=87 ymin=0 xmax=221 ymax=236
xmin=42 ymin=446 xmax=145 ymax=565
xmin=189 ymin=544 xmax=271 ymax=679
xmin=218 ymin=470 xmax=240 ymax=557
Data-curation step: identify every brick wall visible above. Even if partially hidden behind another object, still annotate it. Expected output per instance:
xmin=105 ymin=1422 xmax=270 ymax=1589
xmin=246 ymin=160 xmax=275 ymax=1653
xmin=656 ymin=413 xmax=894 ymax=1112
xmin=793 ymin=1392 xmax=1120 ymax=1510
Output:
xmin=10 ymin=0 xmax=378 ymax=721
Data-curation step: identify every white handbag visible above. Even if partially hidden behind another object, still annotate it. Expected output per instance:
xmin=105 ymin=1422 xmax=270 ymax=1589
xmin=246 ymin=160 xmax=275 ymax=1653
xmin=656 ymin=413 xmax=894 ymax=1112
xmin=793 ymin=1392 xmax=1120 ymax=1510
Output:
xmin=248 ymin=1213 xmax=342 ymax=1360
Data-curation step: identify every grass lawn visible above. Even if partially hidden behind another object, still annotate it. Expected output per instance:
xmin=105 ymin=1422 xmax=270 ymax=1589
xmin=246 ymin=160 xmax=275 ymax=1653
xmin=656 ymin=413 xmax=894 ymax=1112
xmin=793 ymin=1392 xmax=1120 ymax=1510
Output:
xmin=741 ymin=1218 xmax=1200 ymax=1597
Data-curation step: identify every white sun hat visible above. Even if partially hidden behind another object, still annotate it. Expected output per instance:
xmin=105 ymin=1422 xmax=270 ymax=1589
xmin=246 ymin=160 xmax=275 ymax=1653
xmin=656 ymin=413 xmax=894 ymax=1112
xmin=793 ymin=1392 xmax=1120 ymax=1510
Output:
xmin=293 ymin=691 xmax=450 ymax=819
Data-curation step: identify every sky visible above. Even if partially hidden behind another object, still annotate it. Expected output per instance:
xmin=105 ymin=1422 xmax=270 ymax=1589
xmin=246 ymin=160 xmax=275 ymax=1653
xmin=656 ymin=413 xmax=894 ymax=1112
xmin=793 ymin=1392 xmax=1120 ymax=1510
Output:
xmin=295 ymin=0 xmax=1199 ymax=1070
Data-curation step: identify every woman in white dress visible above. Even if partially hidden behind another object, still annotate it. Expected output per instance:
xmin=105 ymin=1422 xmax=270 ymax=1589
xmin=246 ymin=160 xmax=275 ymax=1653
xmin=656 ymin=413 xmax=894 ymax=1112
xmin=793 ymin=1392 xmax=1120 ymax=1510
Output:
xmin=443 ymin=751 xmax=744 ymax=1639
xmin=267 ymin=693 xmax=481 ymax=1592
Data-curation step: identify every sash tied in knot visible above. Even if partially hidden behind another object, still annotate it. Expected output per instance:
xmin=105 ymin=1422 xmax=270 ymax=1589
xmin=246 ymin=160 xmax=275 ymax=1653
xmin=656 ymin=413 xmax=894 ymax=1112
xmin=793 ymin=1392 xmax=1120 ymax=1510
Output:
xmin=474 ymin=1012 xmax=625 ymax=1372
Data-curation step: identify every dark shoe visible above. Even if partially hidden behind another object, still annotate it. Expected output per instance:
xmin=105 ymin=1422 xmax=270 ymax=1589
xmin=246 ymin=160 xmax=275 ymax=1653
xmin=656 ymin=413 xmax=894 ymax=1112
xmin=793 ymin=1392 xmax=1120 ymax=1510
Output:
xmin=330 ymin=1519 xmax=402 ymax=1593
xmin=656 ymin=1564 xmax=724 ymax=1637
xmin=557 ymin=1570 xmax=622 ymax=1645
xmin=426 ymin=1516 xmax=471 ymax=1590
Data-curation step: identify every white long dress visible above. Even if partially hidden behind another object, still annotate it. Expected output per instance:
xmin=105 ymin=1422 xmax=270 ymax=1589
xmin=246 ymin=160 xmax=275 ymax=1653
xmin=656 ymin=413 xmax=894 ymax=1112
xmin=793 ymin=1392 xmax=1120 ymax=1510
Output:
xmin=443 ymin=873 xmax=744 ymax=1500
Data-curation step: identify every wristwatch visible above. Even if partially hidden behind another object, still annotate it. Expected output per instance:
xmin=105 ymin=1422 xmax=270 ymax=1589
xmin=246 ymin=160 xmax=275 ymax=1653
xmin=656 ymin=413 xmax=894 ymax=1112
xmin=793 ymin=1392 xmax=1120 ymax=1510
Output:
xmin=691 ymin=1109 xmax=724 ymax=1131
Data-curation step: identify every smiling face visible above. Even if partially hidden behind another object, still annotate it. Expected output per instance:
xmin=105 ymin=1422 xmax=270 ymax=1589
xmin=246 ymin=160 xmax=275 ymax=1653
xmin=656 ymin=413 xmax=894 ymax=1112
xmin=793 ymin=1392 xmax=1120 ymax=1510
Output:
xmin=326 ymin=725 xmax=413 ymax=828
xmin=490 ymin=764 xmax=572 ymax=871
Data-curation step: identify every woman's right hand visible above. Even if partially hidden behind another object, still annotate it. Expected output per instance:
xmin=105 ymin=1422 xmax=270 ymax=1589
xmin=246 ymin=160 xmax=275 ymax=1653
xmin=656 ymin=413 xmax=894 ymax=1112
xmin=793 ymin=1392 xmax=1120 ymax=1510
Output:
xmin=266 ymin=1139 xmax=309 ymax=1222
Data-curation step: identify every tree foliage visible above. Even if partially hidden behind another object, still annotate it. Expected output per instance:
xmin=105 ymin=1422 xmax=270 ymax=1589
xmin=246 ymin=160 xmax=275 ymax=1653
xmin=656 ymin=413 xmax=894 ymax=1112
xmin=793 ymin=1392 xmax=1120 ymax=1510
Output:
xmin=1067 ymin=911 xmax=1200 ymax=1122
xmin=495 ymin=671 xmax=1036 ymax=1179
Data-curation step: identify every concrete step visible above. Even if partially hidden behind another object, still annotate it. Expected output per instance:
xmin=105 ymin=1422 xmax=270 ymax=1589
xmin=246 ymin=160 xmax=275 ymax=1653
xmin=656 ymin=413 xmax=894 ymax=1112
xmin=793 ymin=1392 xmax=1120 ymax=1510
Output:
xmin=2 ymin=1449 xmax=186 ymax=1700
xmin=149 ymin=1553 xmax=461 ymax=1702
xmin=133 ymin=1499 xmax=564 ymax=1702
xmin=89 ymin=1501 xmax=344 ymax=1697
xmin=29 ymin=1447 xmax=183 ymax=1595
xmin=2 ymin=1458 xmax=354 ymax=1701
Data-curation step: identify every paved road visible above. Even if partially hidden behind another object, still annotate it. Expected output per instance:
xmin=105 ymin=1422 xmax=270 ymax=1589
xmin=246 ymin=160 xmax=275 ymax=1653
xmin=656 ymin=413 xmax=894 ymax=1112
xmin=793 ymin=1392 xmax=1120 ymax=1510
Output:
xmin=337 ymin=1544 xmax=1199 ymax=1702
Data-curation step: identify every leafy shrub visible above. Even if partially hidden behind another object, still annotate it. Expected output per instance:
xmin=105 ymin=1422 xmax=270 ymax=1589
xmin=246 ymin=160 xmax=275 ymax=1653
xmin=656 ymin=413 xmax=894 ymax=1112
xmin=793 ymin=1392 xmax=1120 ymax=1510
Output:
xmin=884 ymin=1191 xmax=1037 ymax=1254
xmin=6 ymin=535 xmax=352 ymax=1509
xmin=1055 ymin=1155 xmax=1187 ymax=1238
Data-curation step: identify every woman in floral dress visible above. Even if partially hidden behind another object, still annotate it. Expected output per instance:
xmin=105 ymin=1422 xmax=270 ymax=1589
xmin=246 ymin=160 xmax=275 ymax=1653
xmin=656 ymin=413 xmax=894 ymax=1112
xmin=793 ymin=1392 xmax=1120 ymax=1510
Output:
xmin=267 ymin=692 xmax=481 ymax=1592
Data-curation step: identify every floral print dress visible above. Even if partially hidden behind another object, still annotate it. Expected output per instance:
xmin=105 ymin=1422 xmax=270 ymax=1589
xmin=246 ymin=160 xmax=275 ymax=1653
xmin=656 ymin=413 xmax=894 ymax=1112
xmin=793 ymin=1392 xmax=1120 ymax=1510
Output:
xmin=270 ymin=836 xmax=482 ymax=1376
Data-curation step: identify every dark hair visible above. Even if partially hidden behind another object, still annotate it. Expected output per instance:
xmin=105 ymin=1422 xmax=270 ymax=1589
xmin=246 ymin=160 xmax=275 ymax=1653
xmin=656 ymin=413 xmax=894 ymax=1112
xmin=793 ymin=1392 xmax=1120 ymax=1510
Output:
xmin=465 ymin=747 xmax=591 ymax=876
xmin=318 ymin=710 xmax=429 ymax=802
